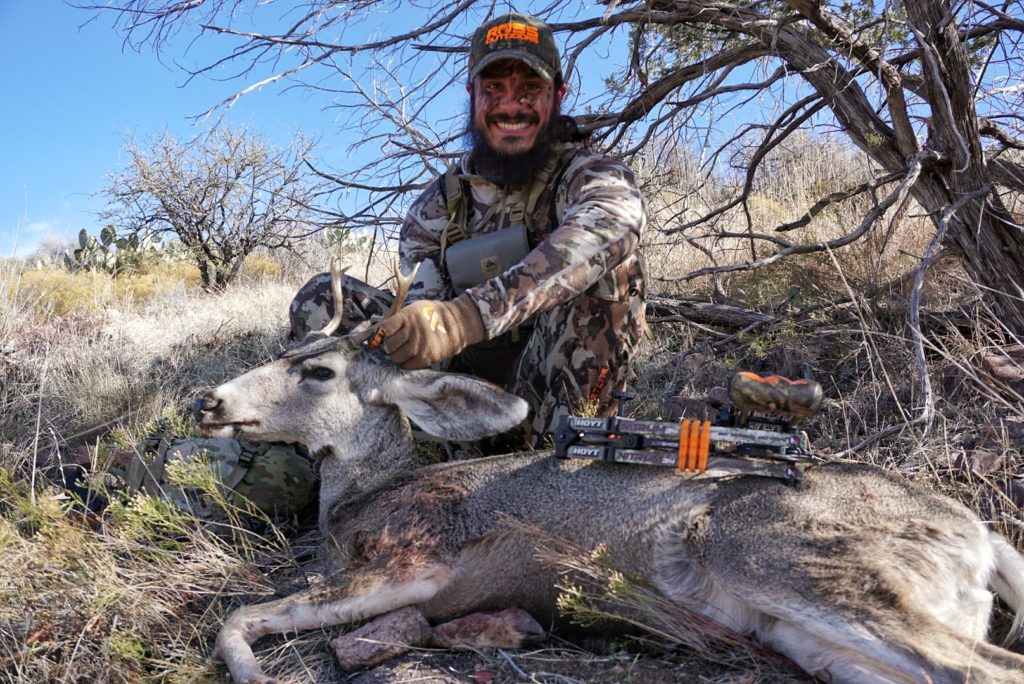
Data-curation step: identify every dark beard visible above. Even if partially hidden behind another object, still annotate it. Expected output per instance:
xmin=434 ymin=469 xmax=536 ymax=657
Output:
xmin=466 ymin=103 xmax=561 ymax=187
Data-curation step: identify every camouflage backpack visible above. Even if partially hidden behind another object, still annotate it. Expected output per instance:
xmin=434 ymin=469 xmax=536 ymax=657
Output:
xmin=125 ymin=433 xmax=318 ymax=522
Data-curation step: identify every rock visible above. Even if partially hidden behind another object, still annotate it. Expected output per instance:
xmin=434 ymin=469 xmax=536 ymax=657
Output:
xmin=955 ymin=448 xmax=1006 ymax=476
xmin=941 ymin=344 xmax=1024 ymax=401
xmin=978 ymin=345 xmax=1024 ymax=395
xmin=471 ymin=669 xmax=493 ymax=684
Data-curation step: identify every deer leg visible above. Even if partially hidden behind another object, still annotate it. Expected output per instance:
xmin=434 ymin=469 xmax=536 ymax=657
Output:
xmin=763 ymin=614 xmax=1024 ymax=684
xmin=431 ymin=607 xmax=545 ymax=649
xmin=328 ymin=606 xmax=544 ymax=671
xmin=214 ymin=564 xmax=451 ymax=684
xmin=330 ymin=606 xmax=432 ymax=670
xmin=418 ymin=528 xmax=562 ymax=620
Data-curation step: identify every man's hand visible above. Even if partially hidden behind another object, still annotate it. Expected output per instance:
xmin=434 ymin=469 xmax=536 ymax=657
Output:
xmin=374 ymin=294 xmax=487 ymax=369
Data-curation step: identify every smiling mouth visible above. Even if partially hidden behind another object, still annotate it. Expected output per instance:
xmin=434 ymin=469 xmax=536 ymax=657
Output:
xmin=495 ymin=120 xmax=532 ymax=131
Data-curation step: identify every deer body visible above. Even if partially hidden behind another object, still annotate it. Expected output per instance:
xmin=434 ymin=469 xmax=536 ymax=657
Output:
xmin=194 ymin=264 xmax=1024 ymax=683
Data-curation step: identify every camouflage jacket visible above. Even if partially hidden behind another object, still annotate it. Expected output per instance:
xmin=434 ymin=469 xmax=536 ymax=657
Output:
xmin=399 ymin=144 xmax=646 ymax=339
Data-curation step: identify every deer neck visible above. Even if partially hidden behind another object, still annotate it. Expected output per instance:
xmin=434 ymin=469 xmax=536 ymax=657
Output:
xmin=315 ymin=406 xmax=418 ymax=532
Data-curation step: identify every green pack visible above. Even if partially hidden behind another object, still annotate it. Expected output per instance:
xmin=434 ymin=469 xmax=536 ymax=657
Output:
xmin=126 ymin=434 xmax=318 ymax=521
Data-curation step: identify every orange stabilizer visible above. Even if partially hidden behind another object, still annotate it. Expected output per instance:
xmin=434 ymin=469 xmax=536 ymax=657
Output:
xmin=677 ymin=420 xmax=688 ymax=471
xmin=739 ymin=371 xmax=802 ymax=385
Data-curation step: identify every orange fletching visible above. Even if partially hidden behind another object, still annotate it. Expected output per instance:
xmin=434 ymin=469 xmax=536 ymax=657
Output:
xmin=687 ymin=420 xmax=701 ymax=471
xmin=697 ymin=420 xmax=711 ymax=472
xmin=677 ymin=419 xmax=689 ymax=472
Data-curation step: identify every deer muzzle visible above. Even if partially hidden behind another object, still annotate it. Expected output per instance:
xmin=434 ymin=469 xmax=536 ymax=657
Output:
xmin=192 ymin=394 xmax=221 ymax=418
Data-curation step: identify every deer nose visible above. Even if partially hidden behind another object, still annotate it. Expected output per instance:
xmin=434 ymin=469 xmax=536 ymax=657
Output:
xmin=191 ymin=394 xmax=221 ymax=418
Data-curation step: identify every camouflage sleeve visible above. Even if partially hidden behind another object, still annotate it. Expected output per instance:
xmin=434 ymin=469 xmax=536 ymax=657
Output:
xmin=468 ymin=152 xmax=645 ymax=337
xmin=398 ymin=178 xmax=452 ymax=302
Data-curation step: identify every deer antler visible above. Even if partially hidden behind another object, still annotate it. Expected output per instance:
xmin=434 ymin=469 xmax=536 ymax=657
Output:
xmin=384 ymin=260 xmax=419 ymax=319
xmin=318 ymin=256 xmax=349 ymax=337
xmin=350 ymin=260 xmax=419 ymax=346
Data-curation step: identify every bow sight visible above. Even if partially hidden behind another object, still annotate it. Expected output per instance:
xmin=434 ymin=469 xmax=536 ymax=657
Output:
xmin=553 ymin=372 xmax=824 ymax=482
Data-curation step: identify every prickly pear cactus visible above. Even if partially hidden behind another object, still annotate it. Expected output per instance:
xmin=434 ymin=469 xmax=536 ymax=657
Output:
xmin=63 ymin=227 xmax=165 ymax=276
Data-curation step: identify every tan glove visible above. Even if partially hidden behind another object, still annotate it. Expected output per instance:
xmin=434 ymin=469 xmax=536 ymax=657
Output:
xmin=374 ymin=294 xmax=487 ymax=369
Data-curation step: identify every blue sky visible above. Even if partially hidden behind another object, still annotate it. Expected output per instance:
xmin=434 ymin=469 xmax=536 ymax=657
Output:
xmin=1 ymin=2 xmax=354 ymax=258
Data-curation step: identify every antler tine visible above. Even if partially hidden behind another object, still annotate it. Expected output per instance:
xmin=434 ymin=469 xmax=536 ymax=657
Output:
xmin=384 ymin=259 xmax=419 ymax=320
xmin=349 ymin=260 xmax=419 ymax=347
xmin=318 ymin=255 xmax=349 ymax=337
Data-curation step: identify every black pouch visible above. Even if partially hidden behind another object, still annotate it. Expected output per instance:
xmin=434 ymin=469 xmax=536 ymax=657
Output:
xmin=445 ymin=225 xmax=529 ymax=293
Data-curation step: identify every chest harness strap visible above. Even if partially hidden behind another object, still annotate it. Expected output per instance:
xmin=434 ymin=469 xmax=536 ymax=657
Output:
xmin=439 ymin=144 xmax=565 ymax=265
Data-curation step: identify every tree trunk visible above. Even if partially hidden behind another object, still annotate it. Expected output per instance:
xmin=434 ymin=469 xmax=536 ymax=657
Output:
xmin=912 ymin=176 xmax=1024 ymax=334
xmin=903 ymin=0 xmax=1024 ymax=335
xmin=197 ymin=259 xmax=213 ymax=289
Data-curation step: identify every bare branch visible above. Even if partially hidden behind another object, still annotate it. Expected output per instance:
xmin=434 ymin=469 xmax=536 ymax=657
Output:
xmin=980 ymin=118 xmax=1024 ymax=151
xmin=776 ymin=172 xmax=905 ymax=233
xmin=660 ymin=152 xmax=935 ymax=283
xmin=909 ymin=184 xmax=994 ymax=434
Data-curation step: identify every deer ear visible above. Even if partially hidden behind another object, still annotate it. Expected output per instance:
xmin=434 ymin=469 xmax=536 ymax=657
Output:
xmin=371 ymin=369 xmax=529 ymax=441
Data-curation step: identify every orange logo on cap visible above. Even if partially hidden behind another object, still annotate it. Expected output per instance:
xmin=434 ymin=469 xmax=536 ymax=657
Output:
xmin=485 ymin=22 xmax=540 ymax=45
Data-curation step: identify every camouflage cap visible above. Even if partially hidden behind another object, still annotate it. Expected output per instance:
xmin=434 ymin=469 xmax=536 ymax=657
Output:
xmin=469 ymin=12 xmax=561 ymax=82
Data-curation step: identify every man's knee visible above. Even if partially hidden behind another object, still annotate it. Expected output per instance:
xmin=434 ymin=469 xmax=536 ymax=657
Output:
xmin=290 ymin=272 xmax=336 ymax=339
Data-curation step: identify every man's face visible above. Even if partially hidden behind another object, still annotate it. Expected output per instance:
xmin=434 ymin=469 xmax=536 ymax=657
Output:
xmin=469 ymin=60 xmax=566 ymax=156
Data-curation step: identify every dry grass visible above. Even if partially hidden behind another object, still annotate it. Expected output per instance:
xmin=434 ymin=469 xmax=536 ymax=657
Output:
xmin=640 ymin=134 xmax=937 ymax=308
xmin=0 ymin=246 xmax=396 ymax=453
xmin=0 ymin=478 xmax=293 ymax=683
xmin=0 ymin=249 xmax=383 ymax=683
xmin=10 ymin=263 xmax=203 ymax=318
xmin=1 ymin=272 xmax=295 ymax=455
xmin=2 ymin=147 xmax=1024 ymax=682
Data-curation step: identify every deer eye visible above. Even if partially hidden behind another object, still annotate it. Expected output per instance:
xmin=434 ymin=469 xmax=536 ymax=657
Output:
xmin=303 ymin=366 xmax=335 ymax=382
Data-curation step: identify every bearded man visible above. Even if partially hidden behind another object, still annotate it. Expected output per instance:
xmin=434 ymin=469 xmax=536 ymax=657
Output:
xmin=292 ymin=12 xmax=647 ymax=446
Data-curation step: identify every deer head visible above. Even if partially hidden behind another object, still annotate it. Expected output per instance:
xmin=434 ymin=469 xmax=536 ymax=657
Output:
xmin=192 ymin=257 xmax=528 ymax=460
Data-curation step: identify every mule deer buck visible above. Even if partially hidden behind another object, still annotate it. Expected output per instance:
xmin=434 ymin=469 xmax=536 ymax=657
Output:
xmin=194 ymin=260 xmax=1024 ymax=683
